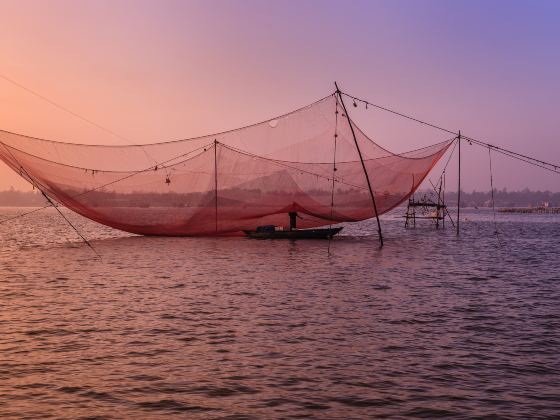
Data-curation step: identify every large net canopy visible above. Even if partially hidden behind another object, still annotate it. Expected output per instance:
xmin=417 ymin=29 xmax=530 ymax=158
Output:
xmin=0 ymin=94 xmax=452 ymax=236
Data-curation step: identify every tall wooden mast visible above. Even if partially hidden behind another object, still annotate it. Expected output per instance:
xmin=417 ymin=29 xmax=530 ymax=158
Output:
xmin=214 ymin=139 xmax=218 ymax=233
xmin=457 ymin=131 xmax=461 ymax=235
xmin=335 ymin=82 xmax=383 ymax=247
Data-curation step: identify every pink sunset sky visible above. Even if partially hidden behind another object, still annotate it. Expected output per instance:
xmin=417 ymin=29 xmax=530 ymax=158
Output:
xmin=0 ymin=0 xmax=558 ymax=192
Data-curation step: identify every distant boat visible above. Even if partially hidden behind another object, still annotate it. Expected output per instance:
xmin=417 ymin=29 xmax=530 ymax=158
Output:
xmin=244 ymin=226 xmax=343 ymax=240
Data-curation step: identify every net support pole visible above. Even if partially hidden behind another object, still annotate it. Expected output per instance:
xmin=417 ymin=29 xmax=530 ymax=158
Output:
xmin=0 ymin=141 xmax=101 ymax=260
xmin=335 ymin=82 xmax=383 ymax=247
xmin=457 ymin=131 xmax=461 ymax=236
xmin=214 ymin=139 xmax=218 ymax=233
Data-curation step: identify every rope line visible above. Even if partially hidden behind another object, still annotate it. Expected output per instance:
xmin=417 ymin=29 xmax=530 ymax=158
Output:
xmin=341 ymin=91 xmax=457 ymax=136
xmin=219 ymin=142 xmax=370 ymax=191
xmin=341 ymin=91 xmax=560 ymax=174
xmin=467 ymin=138 xmax=560 ymax=174
xmin=0 ymin=205 xmax=52 ymax=224
xmin=0 ymin=141 xmax=214 ymax=225
xmin=328 ymin=97 xmax=339 ymax=255
xmin=41 ymin=190 xmax=102 ymax=260
xmin=0 ymin=73 xmax=132 ymax=145
xmin=0 ymin=142 xmax=101 ymax=259
xmin=488 ymin=147 xmax=502 ymax=247
xmin=0 ymin=72 xmax=334 ymax=148
xmin=0 ymin=73 xmax=162 ymax=169
xmin=2 ymin=74 xmax=555 ymax=174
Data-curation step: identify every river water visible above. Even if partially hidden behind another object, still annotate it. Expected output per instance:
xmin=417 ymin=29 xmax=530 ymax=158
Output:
xmin=1 ymin=207 xmax=559 ymax=419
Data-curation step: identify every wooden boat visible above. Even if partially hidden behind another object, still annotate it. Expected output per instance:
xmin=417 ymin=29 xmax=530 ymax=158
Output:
xmin=244 ymin=226 xmax=343 ymax=240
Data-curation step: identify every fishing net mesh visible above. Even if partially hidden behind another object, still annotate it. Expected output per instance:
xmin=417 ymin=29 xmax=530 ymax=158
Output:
xmin=0 ymin=94 xmax=452 ymax=235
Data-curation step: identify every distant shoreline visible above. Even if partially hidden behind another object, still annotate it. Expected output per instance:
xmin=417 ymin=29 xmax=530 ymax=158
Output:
xmin=1 ymin=189 xmax=559 ymax=208
xmin=0 ymin=190 xmax=47 ymax=207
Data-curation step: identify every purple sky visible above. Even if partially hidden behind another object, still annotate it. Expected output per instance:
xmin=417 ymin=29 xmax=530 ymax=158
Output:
xmin=0 ymin=0 xmax=558 ymax=191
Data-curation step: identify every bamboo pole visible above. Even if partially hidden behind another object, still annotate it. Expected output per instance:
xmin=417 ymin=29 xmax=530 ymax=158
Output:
xmin=214 ymin=139 xmax=218 ymax=233
xmin=335 ymin=82 xmax=383 ymax=247
xmin=457 ymin=131 xmax=461 ymax=235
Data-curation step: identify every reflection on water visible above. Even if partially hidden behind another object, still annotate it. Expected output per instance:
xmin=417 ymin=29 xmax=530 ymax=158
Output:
xmin=1 ymin=208 xmax=559 ymax=418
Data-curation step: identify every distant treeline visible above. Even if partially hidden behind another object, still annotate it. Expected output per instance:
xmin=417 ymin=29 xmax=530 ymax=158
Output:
xmin=417 ymin=188 xmax=560 ymax=208
xmin=0 ymin=189 xmax=47 ymax=207
xmin=1 ymin=188 xmax=559 ymax=208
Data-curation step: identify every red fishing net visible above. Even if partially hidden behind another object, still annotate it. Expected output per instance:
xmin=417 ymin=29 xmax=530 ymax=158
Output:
xmin=0 ymin=94 xmax=452 ymax=235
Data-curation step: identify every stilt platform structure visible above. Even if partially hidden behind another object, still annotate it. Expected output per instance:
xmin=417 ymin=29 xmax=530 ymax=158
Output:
xmin=404 ymin=195 xmax=447 ymax=228
xmin=403 ymin=172 xmax=454 ymax=229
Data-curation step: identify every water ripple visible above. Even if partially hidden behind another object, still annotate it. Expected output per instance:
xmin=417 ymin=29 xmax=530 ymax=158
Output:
xmin=0 ymin=208 xmax=560 ymax=418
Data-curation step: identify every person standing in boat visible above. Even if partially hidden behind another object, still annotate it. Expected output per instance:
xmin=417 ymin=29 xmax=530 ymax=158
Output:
xmin=289 ymin=211 xmax=303 ymax=231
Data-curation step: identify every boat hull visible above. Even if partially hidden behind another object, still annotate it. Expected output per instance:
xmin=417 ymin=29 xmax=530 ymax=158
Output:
xmin=243 ymin=227 xmax=343 ymax=240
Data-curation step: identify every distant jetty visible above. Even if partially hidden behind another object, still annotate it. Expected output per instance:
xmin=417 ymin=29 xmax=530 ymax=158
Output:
xmin=499 ymin=206 xmax=560 ymax=214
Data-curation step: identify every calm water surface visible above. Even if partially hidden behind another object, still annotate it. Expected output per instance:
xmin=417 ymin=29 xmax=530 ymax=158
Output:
xmin=1 ymin=207 xmax=559 ymax=419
